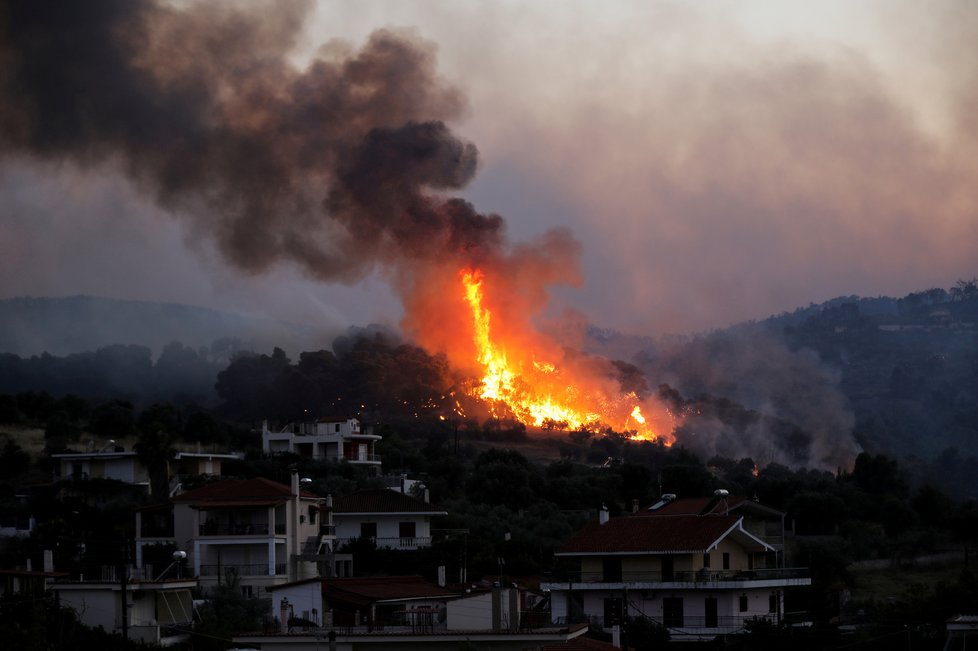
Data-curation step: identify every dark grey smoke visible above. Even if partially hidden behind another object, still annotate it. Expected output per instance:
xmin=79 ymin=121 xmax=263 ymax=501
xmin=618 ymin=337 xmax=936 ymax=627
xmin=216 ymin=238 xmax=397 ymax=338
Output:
xmin=0 ymin=0 xmax=503 ymax=281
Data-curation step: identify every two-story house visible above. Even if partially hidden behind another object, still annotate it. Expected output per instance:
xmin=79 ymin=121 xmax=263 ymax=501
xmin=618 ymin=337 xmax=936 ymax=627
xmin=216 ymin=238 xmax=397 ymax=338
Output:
xmin=637 ymin=493 xmax=788 ymax=565
xmin=332 ymin=489 xmax=447 ymax=551
xmin=135 ymin=473 xmax=332 ymax=596
xmin=52 ymin=446 xmax=242 ymax=497
xmin=262 ymin=418 xmax=382 ymax=474
xmin=540 ymin=507 xmax=811 ymax=641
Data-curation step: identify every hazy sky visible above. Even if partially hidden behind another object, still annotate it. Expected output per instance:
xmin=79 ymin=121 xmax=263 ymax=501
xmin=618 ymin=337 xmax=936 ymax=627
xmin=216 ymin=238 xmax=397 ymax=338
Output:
xmin=2 ymin=0 xmax=976 ymax=340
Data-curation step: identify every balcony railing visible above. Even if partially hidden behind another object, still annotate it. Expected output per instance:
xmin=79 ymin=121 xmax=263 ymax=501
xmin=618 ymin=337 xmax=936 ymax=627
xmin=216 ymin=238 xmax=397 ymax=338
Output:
xmin=544 ymin=567 xmax=809 ymax=584
xmin=335 ymin=536 xmax=433 ymax=550
xmin=562 ymin=613 xmax=778 ymax=632
xmin=198 ymin=563 xmax=287 ymax=577
xmin=198 ymin=523 xmax=272 ymax=536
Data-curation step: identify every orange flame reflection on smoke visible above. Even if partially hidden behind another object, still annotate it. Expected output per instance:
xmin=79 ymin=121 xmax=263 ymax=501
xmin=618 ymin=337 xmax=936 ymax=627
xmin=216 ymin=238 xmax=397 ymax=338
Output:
xmin=460 ymin=268 xmax=669 ymax=443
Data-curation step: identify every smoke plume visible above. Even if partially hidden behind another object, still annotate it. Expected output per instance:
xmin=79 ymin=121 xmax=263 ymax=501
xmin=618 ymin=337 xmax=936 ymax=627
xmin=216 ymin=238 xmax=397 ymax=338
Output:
xmin=0 ymin=0 xmax=516 ymax=284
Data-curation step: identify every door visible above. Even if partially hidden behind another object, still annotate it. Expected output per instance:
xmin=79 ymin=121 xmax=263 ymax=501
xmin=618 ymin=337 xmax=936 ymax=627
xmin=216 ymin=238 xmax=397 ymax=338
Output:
xmin=663 ymin=597 xmax=684 ymax=627
xmin=661 ymin=555 xmax=674 ymax=582
xmin=705 ymin=597 xmax=718 ymax=628
xmin=603 ymin=597 xmax=623 ymax=626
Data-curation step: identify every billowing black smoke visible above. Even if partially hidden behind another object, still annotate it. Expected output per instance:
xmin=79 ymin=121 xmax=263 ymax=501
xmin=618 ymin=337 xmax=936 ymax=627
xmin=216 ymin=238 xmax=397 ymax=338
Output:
xmin=0 ymin=0 xmax=503 ymax=280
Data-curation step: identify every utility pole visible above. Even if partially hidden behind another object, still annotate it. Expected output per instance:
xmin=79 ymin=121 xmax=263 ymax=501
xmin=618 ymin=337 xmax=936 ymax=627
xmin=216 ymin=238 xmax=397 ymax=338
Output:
xmin=120 ymin=539 xmax=129 ymax=642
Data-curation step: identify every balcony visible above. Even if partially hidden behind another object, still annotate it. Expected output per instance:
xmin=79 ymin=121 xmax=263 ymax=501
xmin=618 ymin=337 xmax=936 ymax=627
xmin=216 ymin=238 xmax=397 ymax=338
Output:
xmin=199 ymin=523 xmax=273 ymax=536
xmin=335 ymin=536 xmax=433 ymax=550
xmin=543 ymin=567 xmax=810 ymax=586
xmin=198 ymin=563 xmax=287 ymax=577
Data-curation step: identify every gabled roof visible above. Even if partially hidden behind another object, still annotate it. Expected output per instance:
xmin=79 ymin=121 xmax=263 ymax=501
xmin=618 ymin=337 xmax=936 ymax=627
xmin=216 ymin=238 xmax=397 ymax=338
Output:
xmin=324 ymin=575 xmax=459 ymax=605
xmin=557 ymin=515 xmax=773 ymax=556
xmin=172 ymin=477 xmax=319 ymax=507
xmin=331 ymin=489 xmax=446 ymax=515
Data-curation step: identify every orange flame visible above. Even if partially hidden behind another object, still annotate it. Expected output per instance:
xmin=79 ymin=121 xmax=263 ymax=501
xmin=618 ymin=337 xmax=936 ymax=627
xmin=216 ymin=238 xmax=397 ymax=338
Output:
xmin=460 ymin=268 xmax=671 ymax=443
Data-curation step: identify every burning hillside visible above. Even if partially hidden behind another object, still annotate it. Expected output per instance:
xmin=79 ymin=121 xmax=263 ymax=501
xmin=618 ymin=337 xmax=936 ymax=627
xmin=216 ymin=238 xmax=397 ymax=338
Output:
xmin=0 ymin=1 xmax=718 ymax=447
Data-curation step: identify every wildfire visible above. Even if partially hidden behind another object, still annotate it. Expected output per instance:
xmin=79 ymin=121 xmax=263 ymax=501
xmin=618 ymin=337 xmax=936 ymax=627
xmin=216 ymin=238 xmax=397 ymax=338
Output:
xmin=460 ymin=268 xmax=670 ymax=443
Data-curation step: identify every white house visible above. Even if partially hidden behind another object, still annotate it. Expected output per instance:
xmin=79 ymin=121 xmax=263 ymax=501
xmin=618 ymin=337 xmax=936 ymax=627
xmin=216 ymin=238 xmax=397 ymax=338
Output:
xmin=52 ymin=449 xmax=150 ymax=489
xmin=51 ymin=446 xmax=242 ymax=497
xmin=540 ymin=507 xmax=811 ymax=641
xmin=262 ymin=418 xmax=382 ymax=473
xmin=54 ymin=576 xmax=197 ymax=646
xmin=331 ymin=489 xmax=447 ymax=551
xmin=135 ymin=473 xmax=332 ymax=596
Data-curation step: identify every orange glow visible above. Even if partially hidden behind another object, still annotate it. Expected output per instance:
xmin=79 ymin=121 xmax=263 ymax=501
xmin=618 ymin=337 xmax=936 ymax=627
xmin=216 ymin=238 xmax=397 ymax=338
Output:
xmin=460 ymin=268 xmax=672 ymax=443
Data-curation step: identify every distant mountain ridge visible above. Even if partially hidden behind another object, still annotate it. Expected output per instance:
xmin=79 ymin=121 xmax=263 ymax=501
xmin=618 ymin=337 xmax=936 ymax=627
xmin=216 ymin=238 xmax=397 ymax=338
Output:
xmin=0 ymin=295 xmax=329 ymax=357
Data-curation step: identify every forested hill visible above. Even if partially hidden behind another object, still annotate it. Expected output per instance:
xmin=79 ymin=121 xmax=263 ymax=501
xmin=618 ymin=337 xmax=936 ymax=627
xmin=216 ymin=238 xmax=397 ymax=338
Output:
xmin=0 ymin=282 xmax=975 ymax=466
xmin=0 ymin=295 xmax=326 ymax=357
xmin=615 ymin=279 xmax=978 ymax=464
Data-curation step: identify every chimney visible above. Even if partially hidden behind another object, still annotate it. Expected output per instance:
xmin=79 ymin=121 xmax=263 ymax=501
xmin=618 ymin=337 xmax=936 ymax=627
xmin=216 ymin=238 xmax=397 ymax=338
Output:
xmin=291 ymin=471 xmax=300 ymax=496
xmin=599 ymin=504 xmax=609 ymax=525
xmin=43 ymin=549 xmax=54 ymax=573
xmin=280 ymin=598 xmax=290 ymax=634
xmin=423 ymin=488 xmax=430 ymax=503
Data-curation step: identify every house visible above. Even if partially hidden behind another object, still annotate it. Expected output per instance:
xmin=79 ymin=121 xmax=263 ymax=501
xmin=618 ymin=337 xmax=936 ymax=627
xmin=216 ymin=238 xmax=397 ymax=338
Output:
xmin=134 ymin=473 xmax=332 ymax=596
xmin=262 ymin=418 xmax=382 ymax=473
xmin=51 ymin=446 xmax=242 ymax=497
xmin=233 ymin=623 xmax=591 ymax=651
xmin=540 ymin=506 xmax=811 ymax=641
xmin=325 ymin=575 xmax=459 ymax=630
xmin=265 ymin=577 xmax=328 ymax=628
xmin=53 ymin=576 xmax=197 ymax=646
xmin=51 ymin=448 xmax=151 ymax=490
xmin=332 ymin=489 xmax=447 ymax=551
xmin=636 ymin=493 xmax=788 ymax=564
xmin=235 ymin=585 xmax=590 ymax=650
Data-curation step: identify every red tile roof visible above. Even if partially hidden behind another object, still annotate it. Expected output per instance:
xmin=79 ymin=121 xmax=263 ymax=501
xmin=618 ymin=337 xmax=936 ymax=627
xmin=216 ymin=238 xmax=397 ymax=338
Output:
xmin=331 ymin=489 xmax=446 ymax=515
xmin=172 ymin=477 xmax=319 ymax=506
xmin=557 ymin=515 xmax=742 ymax=555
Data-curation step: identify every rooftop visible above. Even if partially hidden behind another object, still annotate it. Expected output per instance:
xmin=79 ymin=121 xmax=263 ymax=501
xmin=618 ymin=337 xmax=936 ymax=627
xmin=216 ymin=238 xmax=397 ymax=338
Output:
xmin=331 ymin=489 xmax=446 ymax=515
xmin=557 ymin=514 xmax=771 ymax=555
xmin=172 ymin=477 xmax=319 ymax=507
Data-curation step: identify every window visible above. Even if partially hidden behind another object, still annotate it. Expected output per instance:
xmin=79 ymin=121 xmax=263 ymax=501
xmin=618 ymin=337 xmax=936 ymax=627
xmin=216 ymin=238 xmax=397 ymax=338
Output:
xmin=399 ymin=521 xmax=416 ymax=539
xmin=722 ymin=552 xmax=730 ymax=570
xmin=769 ymin=593 xmax=778 ymax=614
xmin=661 ymin=555 xmax=674 ymax=581
xmin=702 ymin=553 xmax=711 ymax=568
xmin=602 ymin=557 xmax=622 ymax=582
xmin=308 ymin=506 xmax=317 ymax=525
xmin=335 ymin=424 xmax=340 ymax=433
xmin=739 ymin=595 xmax=749 ymax=612
xmin=360 ymin=522 xmax=377 ymax=539
xmin=663 ymin=597 xmax=684 ymax=627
